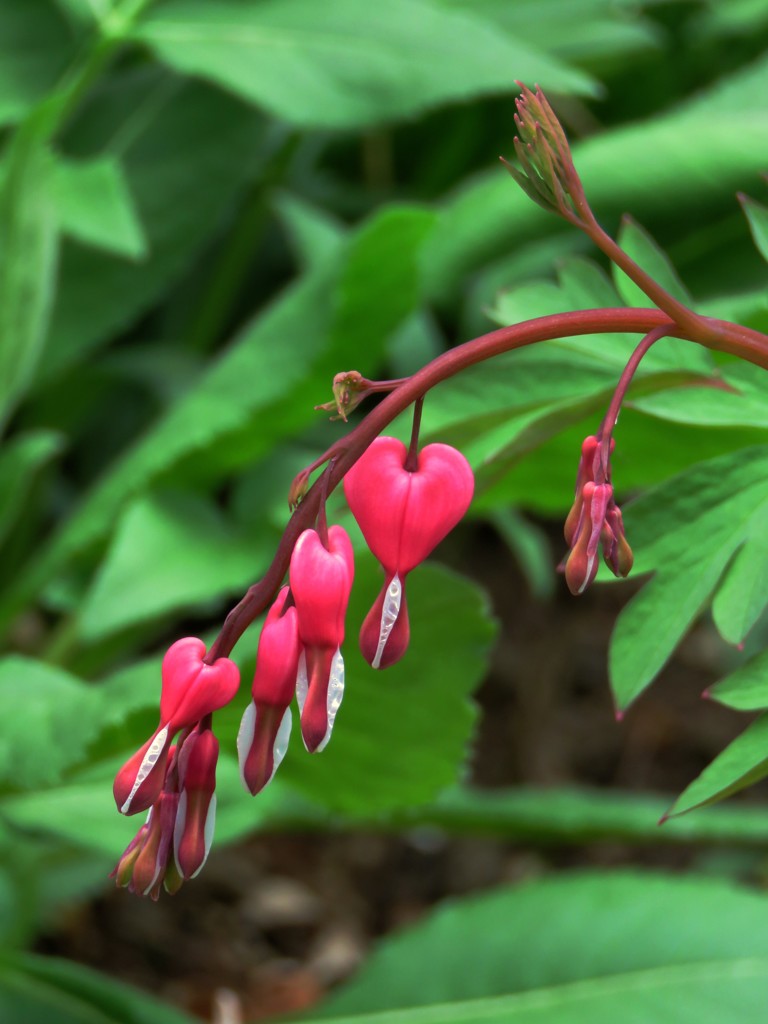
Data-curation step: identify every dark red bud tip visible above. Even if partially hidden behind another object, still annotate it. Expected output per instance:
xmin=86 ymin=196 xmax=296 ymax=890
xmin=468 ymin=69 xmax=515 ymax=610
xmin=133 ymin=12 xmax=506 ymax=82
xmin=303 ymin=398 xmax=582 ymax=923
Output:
xmin=564 ymin=539 xmax=598 ymax=596
xmin=658 ymin=812 xmax=670 ymax=827
xmin=237 ymin=702 xmax=292 ymax=795
xmin=701 ymin=689 xmax=711 ymax=700
xmin=297 ymin=647 xmax=345 ymax=753
xmin=359 ymin=575 xmax=410 ymax=670
xmin=614 ymin=708 xmax=624 ymax=723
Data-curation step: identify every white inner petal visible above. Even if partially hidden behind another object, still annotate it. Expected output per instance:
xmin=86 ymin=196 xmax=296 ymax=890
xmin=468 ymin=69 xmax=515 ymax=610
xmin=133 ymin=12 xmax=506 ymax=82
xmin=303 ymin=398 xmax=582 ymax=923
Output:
xmin=317 ymin=648 xmax=345 ymax=752
xmin=172 ymin=789 xmax=188 ymax=875
xmin=191 ymin=794 xmax=217 ymax=878
xmin=270 ymin=706 xmax=292 ymax=782
xmin=579 ymin=550 xmax=598 ymax=595
xmin=372 ymin=573 xmax=402 ymax=670
xmin=295 ymin=649 xmax=308 ymax=713
xmin=120 ymin=724 xmax=169 ymax=814
xmin=236 ymin=702 xmax=257 ymax=792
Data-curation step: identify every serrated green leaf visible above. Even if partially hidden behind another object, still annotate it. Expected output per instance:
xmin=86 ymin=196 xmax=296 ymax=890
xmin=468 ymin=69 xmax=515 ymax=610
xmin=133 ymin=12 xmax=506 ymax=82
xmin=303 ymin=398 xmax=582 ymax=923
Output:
xmin=54 ymin=156 xmax=147 ymax=259
xmin=78 ymin=491 xmax=272 ymax=641
xmin=630 ymin=358 xmax=768 ymax=427
xmin=709 ymin=648 xmax=768 ymax=712
xmin=614 ymin=215 xmax=693 ymax=307
xmin=668 ymin=715 xmax=768 ymax=816
xmin=0 ymin=658 xmax=102 ymax=789
xmin=490 ymin=254 xmax=707 ymax=373
xmin=316 ymin=872 xmax=768 ymax=1022
xmin=712 ymin=531 xmax=768 ymax=644
xmin=609 ymin=557 xmax=734 ymax=710
xmin=613 ymin=217 xmax=712 ymax=373
xmin=740 ymin=193 xmax=768 ymax=263
xmin=0 ymin=124 xmax=59 ymax=428
xmin=135 ymin=0 xmax=595 ymax=130
xmin=610 ymin=446 xmax=768 ymax=708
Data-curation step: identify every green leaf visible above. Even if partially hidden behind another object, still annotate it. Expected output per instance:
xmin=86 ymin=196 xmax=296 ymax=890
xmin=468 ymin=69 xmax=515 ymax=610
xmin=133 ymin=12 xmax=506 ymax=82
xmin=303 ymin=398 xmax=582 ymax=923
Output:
xmin=442 ymin=0 xmax=661 ymax=65
xmin=0 ymin=657 xmax=102 ymax=789
xmin=135 ymin=0 xmax=595 ymax=130
xmin=0 ymin=1 xmax=76 ymax=127
xmin=273 ymin=190 xmax=346 ymax=271
xmin=668 ymin=715 xmax=768 ymax=817
xmin=712 ymin=531 xmax=768 ymax=644
xmin=614 ymin=215 xmax=694 ymax=307
xmin=609 ymin=446 xmax=768 ymax=708
xmin=315 ymin=871 xmax=768 ymax=1022
xmin=739 ymin=193 xmax=768 ymax=263
xmin=54 ymin=157 xmax=147 ymax=259
xmin=0 ymin=951 xmax=196 ymax=1024
xmin=0 ymin=123 xmax=59 ymax=428
xmin=262 ymin=559 xmax=496 ymax=815
xmin=709 ymin=648 xmax=768 ymax=712
xmin=78 ymin=491 xmax=272 ymax=641
xmin=42 ymin=76 xmax=270 ymax=381
xmin=490 ymin=254 xmax=707 ymax=373
xmin=418 ymin=784 xmax=768 ymax=846
xmin=0 ymin=430 xmax=63 ymax=549
xmin=630 ymin=360 xmax=768 ymax=428
xmin=4 ymin=205 xmax=433 ymax=622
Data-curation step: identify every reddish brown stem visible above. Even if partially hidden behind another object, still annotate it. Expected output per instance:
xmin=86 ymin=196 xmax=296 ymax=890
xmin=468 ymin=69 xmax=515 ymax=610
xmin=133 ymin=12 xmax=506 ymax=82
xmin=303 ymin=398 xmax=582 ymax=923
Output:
xmin=205 ymin=305 xmax=768 ymax=663
xmin=404 ymin=396 xmax=424 ymax=472
xmin=597 ymin=325 xmax=672 ymax=471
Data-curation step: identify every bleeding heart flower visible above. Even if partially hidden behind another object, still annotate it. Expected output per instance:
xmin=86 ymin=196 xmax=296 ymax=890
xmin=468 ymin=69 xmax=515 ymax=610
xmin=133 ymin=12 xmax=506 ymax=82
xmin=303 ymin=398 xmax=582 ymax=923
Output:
xmin=113 ymin=638 xmax=239 ymax=816
xmin=238 ymin=587 xmax=301 ymax=794
xmin=289 ymin=526 xmax=354 ymax=753
xmin=344 ymin=436 xmax=474 ymax=669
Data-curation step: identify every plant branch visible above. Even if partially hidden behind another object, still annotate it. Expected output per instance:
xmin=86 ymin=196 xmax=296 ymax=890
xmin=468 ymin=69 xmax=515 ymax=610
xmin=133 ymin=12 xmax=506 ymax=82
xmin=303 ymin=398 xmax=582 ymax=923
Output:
xmin=206 ymin=305 xmax=768 ymax=662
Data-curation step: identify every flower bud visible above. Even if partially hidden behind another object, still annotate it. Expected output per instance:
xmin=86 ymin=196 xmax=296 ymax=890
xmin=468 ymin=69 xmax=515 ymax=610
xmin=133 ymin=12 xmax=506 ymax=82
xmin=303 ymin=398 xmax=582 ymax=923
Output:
xmin=173 ymin=725 xmax=219 ymax=880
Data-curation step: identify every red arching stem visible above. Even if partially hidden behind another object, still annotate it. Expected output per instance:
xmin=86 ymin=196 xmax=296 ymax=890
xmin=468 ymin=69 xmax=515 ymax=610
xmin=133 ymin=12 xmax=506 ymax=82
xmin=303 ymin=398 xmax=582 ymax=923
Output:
xmin=205 ymin=305 xmax=768 ymax=662
xmin=404 ymin=396 xmax=424 ymax=472
xmin=597 ymin=325 xmax=671 ymax=471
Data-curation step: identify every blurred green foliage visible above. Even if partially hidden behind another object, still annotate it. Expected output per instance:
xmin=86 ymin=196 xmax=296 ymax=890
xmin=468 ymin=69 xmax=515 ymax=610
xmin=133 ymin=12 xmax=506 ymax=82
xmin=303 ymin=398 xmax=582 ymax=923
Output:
xmin=1 ymin=0 xmax=768 ymax=1021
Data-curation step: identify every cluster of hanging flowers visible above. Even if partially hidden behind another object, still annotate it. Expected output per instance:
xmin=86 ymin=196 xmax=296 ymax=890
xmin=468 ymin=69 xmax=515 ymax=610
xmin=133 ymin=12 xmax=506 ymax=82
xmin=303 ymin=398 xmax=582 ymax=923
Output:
xmin=112 ymin=426 xmax=474 ymax=898
xmin=561 ymin=433 xmax=633 ymax=595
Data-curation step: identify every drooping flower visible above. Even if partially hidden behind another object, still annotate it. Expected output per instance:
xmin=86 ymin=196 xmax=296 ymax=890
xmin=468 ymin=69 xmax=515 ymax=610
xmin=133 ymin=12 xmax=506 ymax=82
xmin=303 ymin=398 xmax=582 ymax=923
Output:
xmin=343 ymin=436 xmax=474 ymax=669
xmin=238 ymin=587 xmax=301 ymax=794
xmin=173 ymin=723 xmax=219 ymax=880
xmin=289 ymin=525 xmax=354 ymax=753
xmin=113 ymin=722 xmax=220 ymax=898
xmin=113 ymin=638 xmax=239 ymax=816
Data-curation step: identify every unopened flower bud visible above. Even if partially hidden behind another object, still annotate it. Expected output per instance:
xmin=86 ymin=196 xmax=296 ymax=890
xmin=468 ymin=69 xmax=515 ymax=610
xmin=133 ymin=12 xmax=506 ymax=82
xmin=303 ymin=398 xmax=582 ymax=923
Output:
xmin=173 ymin=725 xmax=218 ymax=880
